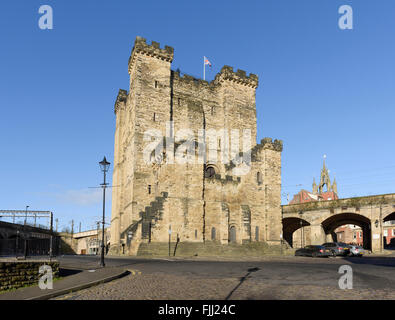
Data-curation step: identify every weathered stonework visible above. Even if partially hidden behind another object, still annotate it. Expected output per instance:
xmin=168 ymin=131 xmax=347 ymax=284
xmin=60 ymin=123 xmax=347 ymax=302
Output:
xmin=0 ymin=261 xmax=59 ymax=291
xmin=282 ymin=193 xmax=395 ymax=252
xmin=109 ymin=37 xmax=283 ymax=255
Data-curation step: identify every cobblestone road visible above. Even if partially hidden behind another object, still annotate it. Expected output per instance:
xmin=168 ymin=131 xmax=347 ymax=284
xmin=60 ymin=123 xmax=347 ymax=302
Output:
xmin=55 ymin=255 xmax=395 ymax=300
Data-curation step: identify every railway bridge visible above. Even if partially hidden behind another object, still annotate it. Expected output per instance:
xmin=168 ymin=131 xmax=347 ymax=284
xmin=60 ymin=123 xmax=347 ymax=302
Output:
xmin=282 ymin=193 xmax=395 ymax=252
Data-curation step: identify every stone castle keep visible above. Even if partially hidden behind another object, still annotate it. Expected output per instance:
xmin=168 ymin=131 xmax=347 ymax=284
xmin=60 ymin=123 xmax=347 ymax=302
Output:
xmin=109 ymin=36 xmax=283 ymax=255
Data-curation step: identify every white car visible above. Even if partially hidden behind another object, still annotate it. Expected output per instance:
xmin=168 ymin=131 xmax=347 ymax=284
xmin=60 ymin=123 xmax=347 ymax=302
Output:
xmin=349 ymin=245 xmax=364 ymax=257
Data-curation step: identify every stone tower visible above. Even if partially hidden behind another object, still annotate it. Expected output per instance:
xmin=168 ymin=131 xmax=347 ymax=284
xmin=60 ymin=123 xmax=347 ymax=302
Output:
xmin=109 ymin=37 xmax=283 ymax=255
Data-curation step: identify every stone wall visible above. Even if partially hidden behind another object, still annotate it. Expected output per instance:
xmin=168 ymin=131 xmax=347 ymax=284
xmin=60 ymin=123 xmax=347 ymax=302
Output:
xmin=59 ymin=232 xmax=77 ymax=254
xmin=109 ymin=37 xmax=283 ymax=255
xmin=0 ymin=261 xmax=59 ymax=291
xmin=137 ymin=241 xmax=291 ymax=257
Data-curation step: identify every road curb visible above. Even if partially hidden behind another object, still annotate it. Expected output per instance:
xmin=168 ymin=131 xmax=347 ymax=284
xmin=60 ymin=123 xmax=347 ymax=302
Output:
xmin=26 ymin=270 xmax=130 ymax=300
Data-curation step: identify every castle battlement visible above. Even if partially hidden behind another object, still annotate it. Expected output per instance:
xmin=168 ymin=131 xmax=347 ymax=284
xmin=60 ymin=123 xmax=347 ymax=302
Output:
xmin=128 ymin=36 xmax=174 ymax=73
xmin=110 ymin=37 xmax=283 ymax=255
xmin=173 ymin=65 xmax=259 ymax=89
xmin=251 ymin=137 xmax=283 ymax=161
xmin=214 ymin=65 xmax=258 ymax=88
xmin=260 ymin=137 xmax=283 ymax=151
xmin=172 ymin=70 xmax=213 ymax=88
xmin=114 ymin=89 xmax=128 ymax=114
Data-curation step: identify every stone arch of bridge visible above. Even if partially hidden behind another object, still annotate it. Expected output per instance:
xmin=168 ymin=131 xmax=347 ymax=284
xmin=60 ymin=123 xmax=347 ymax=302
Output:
xmin=383 ymin=211 xmax=395 ymax=222
xmin=282 ymin=217 xmax=311 ymax=248
xmin=321 ymin=212 xmax=372 ymax=250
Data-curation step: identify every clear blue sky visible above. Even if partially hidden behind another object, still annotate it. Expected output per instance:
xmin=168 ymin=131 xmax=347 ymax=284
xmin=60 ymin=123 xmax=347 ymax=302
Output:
xmin=1 ymin=1 xmax=394 ymax=231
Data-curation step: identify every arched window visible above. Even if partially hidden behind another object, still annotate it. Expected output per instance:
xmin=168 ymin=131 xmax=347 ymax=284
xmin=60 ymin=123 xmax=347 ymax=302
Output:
xmin=205 ymin=166 xmax=215 ymax=178
xmin=211 ymin=227 xmax=216 ymax=240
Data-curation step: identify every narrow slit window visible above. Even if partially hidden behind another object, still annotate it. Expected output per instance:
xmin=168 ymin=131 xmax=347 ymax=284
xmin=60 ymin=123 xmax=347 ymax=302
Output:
xmin=257 ymin=172 xmax=263 ymax=185
xmin=148 ymin=185 xmax=151 ymax=194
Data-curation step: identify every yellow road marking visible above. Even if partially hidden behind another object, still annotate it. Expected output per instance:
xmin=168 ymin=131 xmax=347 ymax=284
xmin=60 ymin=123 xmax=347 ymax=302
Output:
xmin=127 ymin=269 xmax=142 ymax=276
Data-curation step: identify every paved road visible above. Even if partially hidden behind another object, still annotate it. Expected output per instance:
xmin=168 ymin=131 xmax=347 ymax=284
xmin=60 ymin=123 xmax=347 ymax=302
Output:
xmin=55 ymin=254 xmax=395 ymax=300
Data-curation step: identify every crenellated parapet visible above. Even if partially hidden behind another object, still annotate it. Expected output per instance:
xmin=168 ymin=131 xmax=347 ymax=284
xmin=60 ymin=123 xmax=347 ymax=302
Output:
xmin=214 ymin=66 xmax=258 ymax=88
xmin=128 ymin=36 xmax=174 ymax=73
xmin=172 ymin=70 xmax=211 ymax=87
xmin=114 ymin=89 xmax=128 ymax=114
xmin=251 ymin=137 xmax=283 ymax=161
xmin=261 ymin=137 xmax=283 ymax=152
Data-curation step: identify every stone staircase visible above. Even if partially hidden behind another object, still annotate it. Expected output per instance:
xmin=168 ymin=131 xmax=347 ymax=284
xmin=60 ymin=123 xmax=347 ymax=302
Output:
xmin=117 ymin=191 xmax=169 ymax=255
xmin=140 ymin=191 xmax=168 ymax=240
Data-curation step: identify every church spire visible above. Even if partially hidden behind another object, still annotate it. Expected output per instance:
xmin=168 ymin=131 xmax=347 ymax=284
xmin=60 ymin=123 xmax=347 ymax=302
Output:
xmin=312 ymin=178 xmax=318 ymax=194
xmin=319 ymin=155 xmax=331 ymax=193
xmin=332 ymin=178 xmax=338 ymax=194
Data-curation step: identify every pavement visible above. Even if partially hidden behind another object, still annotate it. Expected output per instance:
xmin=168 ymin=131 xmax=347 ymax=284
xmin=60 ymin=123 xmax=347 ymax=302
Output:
xmin=2 ymin=252 xmax=395 ymax=300
xmin=0 ymin=256 xmax=129 ymax=300
xmin=54 ymin=253 xmax=395 ymax=300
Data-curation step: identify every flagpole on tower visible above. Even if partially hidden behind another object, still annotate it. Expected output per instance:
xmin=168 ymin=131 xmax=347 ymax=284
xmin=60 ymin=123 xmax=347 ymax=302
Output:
xmin=203 ymin=56 xmax=205 ymax=81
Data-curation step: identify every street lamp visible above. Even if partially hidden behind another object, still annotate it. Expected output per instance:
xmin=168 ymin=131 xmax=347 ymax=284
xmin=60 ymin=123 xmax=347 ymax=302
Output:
xmin=99 ymin=156 xmax=110 ymax=267
xmin=299 ymin=211 xmax=304 ymax=248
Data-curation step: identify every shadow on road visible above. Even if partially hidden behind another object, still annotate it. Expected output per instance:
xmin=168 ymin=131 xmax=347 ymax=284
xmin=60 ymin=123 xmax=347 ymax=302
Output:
xmin=59 ymin=268 xmax=83 ymax=277
xmin=342 ymin=256 xmax=395 ymax=268
xmin=225 ymin=267 xmax=260 ymax=300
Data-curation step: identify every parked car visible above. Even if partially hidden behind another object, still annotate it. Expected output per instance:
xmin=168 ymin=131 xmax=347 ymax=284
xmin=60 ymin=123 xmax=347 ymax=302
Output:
xmin=322 ymin=242 xmax=350 ymax=256
xmin=348 ymin=245 xmax=364 ymax=257
xmin=295 ymin=245 xmax=330 ymax=257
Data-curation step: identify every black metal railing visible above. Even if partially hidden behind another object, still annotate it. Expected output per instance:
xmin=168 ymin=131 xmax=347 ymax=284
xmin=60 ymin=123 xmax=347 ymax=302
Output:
xmin=0 ymin=237 xmax=60 ymax=258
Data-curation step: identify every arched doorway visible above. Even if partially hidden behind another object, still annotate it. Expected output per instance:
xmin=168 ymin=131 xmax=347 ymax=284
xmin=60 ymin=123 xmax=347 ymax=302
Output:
xmin=282 ymin=217 xmax=311 ymax=248
xmin=211 ymin=227 xmax=216 ymax=240
xmin=229 ymin=226 xmax=236 ymax=243
xmin=321 ymin=213 xmax=372 ymax=251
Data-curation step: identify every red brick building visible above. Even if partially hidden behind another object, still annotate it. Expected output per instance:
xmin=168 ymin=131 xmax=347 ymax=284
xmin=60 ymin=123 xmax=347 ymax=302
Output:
xmin=383 ymin=221 xmax=395 ymax=247
xmin=335 ymin=225 xmax=363 ymax=246
xmin=290 ymin=159 xmax=338 ymax=204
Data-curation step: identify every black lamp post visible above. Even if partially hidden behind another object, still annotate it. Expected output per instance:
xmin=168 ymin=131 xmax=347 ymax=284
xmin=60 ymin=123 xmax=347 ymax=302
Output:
xmin=99 ymin=156 xmax=110 ymax=267
xmin=299 ymin=211 xmax=304 ymax=248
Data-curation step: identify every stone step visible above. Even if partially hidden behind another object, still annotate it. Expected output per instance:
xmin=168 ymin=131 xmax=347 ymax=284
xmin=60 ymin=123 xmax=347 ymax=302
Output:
xmin=137 ymin=241 xmax=284 ymax=257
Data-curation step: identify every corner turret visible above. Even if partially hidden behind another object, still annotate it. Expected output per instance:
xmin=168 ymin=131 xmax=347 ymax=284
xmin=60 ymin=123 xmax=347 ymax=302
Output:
xmin=128 ymin=36 xmax=174 ymax=74
xmin=214 ymin=66 xmax=258 ymax=88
